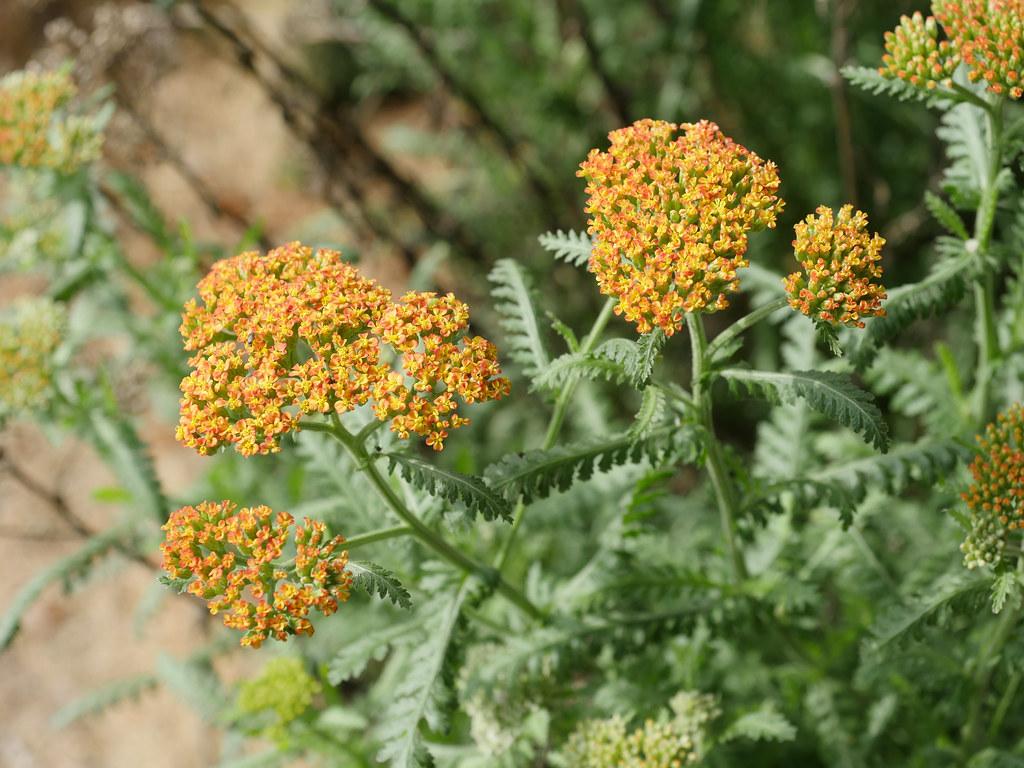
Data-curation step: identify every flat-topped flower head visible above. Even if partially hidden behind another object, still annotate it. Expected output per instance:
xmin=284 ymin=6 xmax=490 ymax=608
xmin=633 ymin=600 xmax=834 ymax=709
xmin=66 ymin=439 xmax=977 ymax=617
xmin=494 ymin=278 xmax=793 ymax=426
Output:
xmin=880 ymin=1 xmax=1024 ymax=99
xmin=177 ymin=242 xmax=509 ymax=455
xmin=961 ymin=404 xmax=1024 ymax=569
xmin=161 ymin=500 xmax=352 ymax=647
xmin=0 ymin=68 xmax=102 ymax=172
xmin=0 ymin=297 xmax=66 ymax=423
xmin=578 ymin=119 xmax=783 ymax=336
xmin=784 ymin=205 xmax=887 ymax=328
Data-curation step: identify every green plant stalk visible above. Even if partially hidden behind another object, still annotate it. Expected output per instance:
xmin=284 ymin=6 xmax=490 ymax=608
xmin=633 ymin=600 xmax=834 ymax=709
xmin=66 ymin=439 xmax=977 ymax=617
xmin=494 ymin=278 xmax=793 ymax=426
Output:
xmin=972 ymin=99 xmax=1004 ymax=425
xmin=705 ymin=296 xmax=788 ymax=363
xmin=327 ymin=418 xmax=545 ymax=621
xmin=687 ymin=313 xmax=748 ymax=581
xmin=495 ymin=296 xmax=617 ymax=572
xmin=343 ymin=524 xmax=413 ymax=551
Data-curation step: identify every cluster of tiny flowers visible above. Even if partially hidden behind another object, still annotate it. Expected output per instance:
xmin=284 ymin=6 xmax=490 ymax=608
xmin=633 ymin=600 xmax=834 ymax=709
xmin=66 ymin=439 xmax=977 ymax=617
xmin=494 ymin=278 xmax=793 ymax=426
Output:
xmin=459 ymin=644 xmax=535 ymax=757
xmin=0 ymin=68 xmax=102 ymax=172
xmin=0 ymin=297 xmax=65 ymax=422
xmin=880 ymin=1 xmax=1024 ymax=99
xmin=237 ymin=657 xmax=320 ymax=742
xmin=563 ymin=691 xmax=719 ymax=768
xmin=578 ymin=119 xmax=783 ymax=336
xmin=176 ymin=242 xmax=509 ymax=456
xmin=160 ymin=500 xmax=352 ymax=647
xmin=961 ymin=404 xmax=1024 ymax=569
xmin=783 ymin=205 xmax=887 ymax=328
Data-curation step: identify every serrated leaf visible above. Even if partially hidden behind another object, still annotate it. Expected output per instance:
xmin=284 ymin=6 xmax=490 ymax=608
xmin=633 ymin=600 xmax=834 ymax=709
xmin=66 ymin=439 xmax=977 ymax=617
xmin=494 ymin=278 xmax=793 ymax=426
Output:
xmin=842 ymin=65 xmax=949 ymax=107
xmin=991 ymin=571 xmax=1020 ymax=614
xmin=350 ymin=560 xmax=413 ymax=609
xmin=488 ymin=259 xmax=549 ymax=378
xmin=924 ymin=190 xmax=970 ymax=239
xmin=51 ymin=672 xmax=158 ymax=728
xmin=532 ymin=351 xmax=629 ymax=392
xmin=719 ymin=368 xmax=889 ymax=451
xmin=1 ymin=524 xmax=129 ymax=651
xmin=485 ymin=426 xmax=701 ymax=504
xmin=720 ymin=702 xmax=797 ymax=744
xmin=156 ymin=653 xmax=227 ymax=721
xmin=385 ymin=453 xmax=512 ymax=522
xmin=328 ymin=618 xmax=424 ymax=683
xmin=537 ymin=229 xmax=592 ymax=267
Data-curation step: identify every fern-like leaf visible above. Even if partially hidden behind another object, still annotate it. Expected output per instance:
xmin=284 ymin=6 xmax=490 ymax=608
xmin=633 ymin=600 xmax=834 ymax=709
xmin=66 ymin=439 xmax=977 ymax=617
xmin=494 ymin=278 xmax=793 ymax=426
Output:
xmin=0 ymin=524 xmax=129 ymax=651
xmin=385 ymin=453 xmax=512 ymax=522
xmin=328 ymin=618 xmax=424 ymax=683
xmin=842 ymin=66 xmax=948 ymax=106
xmin=350 ymin=560 xmax=413 ymax=609
xmin=720 ymin=702 xmax=797 ymax=744
xmin=850 ymin=249 xmax=972 ymax=368
xmin=924 ymin=190 xmax=970 ymax=239
xmin=485 ymin=426 xmax=701 ymax=504
xmin=719 ymin=369 xmax=889 ymax=451
xmin=488 ymin=259 xmax=549 ymax=378
xmin=375 ymin=586 xmax=470 ymax=768
xmin=537 ymin=229 xmax=592 ymax=267
xmin=532 ymin=351 xmax=629 ymax=392
xmin=51 ymin=672 xmax=158 ymax=728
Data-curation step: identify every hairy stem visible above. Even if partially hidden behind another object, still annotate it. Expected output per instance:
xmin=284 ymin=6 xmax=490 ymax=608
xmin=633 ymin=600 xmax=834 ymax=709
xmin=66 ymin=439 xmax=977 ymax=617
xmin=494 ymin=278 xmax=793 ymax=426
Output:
xmin=972 ymin=98 xmax=1004 ymax=425
xmin=687 ymin=313 xmax=747 ymax=581
xmin=705 ymin=296 xmax=789 ymax=363
xmin=343 ymin=524 xmax=414 ymax=551
xmin=328 ymin=419 xmax=545 ymax=621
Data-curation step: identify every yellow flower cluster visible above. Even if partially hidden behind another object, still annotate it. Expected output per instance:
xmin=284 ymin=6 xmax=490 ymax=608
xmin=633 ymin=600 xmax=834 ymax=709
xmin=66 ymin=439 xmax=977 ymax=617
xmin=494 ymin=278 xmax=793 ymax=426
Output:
xmin=880 ymin=1 xmax=1024 ymax=99
xmin=177 ymin=242 xmax=509 ymax=456
xmin=0 ymin=297 xmax=65 ymax=422
xmin=160 ymin=500 xmax=352 ymax=648
xmin=961 ymin=404 xmax=1024 ymax=569
xmin=578 ymin=119 xmax=783 ymax=336
xmin=237 ymin=657 xmax=320 ymax=742
xmin=0 ymin=68 xmax=102 ymax=172
xmin=563 ymin=692 xmax=718 ymax=768
xmin=783 ymin=205 xmax=887 ymax=328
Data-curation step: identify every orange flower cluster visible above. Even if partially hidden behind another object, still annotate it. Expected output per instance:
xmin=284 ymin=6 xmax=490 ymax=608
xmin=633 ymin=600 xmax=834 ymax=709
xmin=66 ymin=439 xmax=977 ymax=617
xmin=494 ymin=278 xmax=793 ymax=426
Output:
xmin=177 ymin=242 xmax=509 ymax=456
xmin=783 ymin=205 xmax=887 ymax=328
xmin=161 ymin=500 xmax=352 ymax=647
xmin=880 ymin=2 xmax=1024 ymax=99
xmin=0 ymin=68 xmax=101 ymax=171
xmin=578 ymin=119 xmax=783 ymax=336
xmin=961 ymin=405 xmax=1024 ymax=569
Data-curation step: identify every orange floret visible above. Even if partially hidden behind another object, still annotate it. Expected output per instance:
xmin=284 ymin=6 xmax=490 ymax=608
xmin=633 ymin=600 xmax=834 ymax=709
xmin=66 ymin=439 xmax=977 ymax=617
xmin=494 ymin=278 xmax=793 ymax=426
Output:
xmin=160 ymin=500 xmax=352 ymax=647
xmin=176 ymin=242 xmax=509 ymax=456
xmin=578 ymin=119 xmax=783 ymax=336
xmin=783 ymin=205 xmax=887 ymax=328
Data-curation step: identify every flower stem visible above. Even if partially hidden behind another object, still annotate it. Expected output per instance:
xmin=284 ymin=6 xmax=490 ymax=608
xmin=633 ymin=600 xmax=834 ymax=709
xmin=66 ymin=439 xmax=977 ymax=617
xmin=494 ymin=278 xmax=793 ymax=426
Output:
xmin=496 ymin=297 xmax=616 ymax=572
xmin=687 ymin=313 xmax=747 ymax=581
xmin=328 ymin=418 xmax=545 ymax=621
xmin=705 ymin=296 xmax=789 ymax=363
xmin=343 ymin=524 xmax=413 ymax=550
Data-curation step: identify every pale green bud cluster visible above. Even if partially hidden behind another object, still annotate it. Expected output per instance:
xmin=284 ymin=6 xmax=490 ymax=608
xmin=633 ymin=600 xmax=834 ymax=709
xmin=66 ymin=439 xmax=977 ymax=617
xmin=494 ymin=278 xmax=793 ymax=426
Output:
xmin=0 ymin=297 xmax=66 ymax=422
xmin=236 ymin=657 xmax=320 ymax=740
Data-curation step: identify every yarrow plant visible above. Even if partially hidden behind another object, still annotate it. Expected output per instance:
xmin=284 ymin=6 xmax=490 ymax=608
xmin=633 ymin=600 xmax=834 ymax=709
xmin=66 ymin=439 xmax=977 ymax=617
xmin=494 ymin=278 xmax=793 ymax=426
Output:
xmin=13 ymin=4 xmax=1024 ymax=768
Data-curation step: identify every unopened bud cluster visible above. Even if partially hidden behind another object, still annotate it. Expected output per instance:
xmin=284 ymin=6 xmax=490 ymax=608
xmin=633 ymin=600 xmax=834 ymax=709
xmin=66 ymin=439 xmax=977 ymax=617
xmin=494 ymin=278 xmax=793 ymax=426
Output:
xmin=880 ymin=1 xmax=1024 ymax=99
xmin=161 ymin=500 xmax=352 ymax=647
xmin=961 ymin=404 xmax=1024 ymax=569
xmin=0 ymin=297 xmax=65 ymax=422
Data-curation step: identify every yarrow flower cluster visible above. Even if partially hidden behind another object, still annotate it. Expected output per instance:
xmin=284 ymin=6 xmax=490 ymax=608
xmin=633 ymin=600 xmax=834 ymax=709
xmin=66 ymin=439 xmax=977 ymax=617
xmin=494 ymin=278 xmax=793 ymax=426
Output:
xmin=177 ymin=242 xmax=509 ymax=456
xmin=0 ymin=297 xmax=65 ymax=423
xmin=783 ymin=205 xmax=887 ymax=328
xmin=961 ymin=404 xmax=1024 ymax=569
xmin=237 ymin=657 xmax=320 ymax=742
xmin=578 ymin=119 xmax=783 ymax=336
xmin=562 ymin=691 xmax=719 ymax=768
xmin=0 ymin=68 xmax=102 ymax=172
xmin=880 ymin=1 xmax=1024 ymax=99
xmin=160 ymin=500 xmax=352 ymax=647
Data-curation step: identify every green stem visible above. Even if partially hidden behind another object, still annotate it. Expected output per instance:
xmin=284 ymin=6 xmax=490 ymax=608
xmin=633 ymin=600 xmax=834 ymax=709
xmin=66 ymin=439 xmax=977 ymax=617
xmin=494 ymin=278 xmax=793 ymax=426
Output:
xmin=687 ymin=313 xmax=747 ymax=581
xmin=705 ymin=296 xmax=788 ymax=363
xmin=962 ymin=596 xmax=1022 ymax=757
xmin=496 ymin=297 xmax=616 ymax=572
xmin=328 ymin=418 xmax=545 ymax=621
xmin=343 ymin=524 xmax=413 ymax=550
xmin=542 ymin=297 xmax=617 ymax=448
xmin=973 ymin=99 xmax=1004 ymax=425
